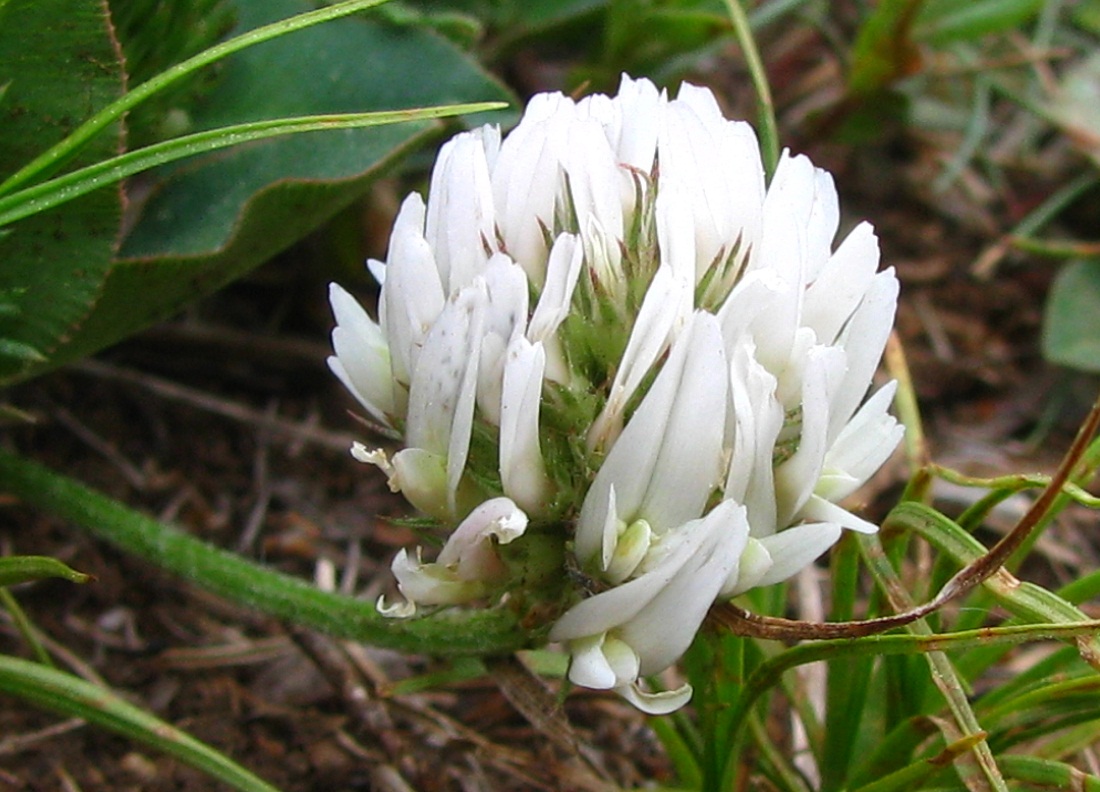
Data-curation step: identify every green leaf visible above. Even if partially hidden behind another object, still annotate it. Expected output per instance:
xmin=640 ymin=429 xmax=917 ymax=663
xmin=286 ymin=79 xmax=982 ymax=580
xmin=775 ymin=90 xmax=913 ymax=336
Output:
xmin=0 ymin=555 xmax=92 ymax=587
xmin=1042 ymin=259 xmax=1100 ymax=373
xmin=82 ymin=0 xmax=514 ymax=359
xmin=0 ymin=0 xmax=124 ymax=382
xmin=4 ymin=0 xmax=515 ymax=383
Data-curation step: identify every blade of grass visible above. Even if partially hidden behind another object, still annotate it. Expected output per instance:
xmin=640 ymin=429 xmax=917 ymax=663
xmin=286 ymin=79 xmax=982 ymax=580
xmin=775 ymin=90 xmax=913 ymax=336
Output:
xmin=889 ymin=500 xmax=1100 ymax=666
xmin=850 ymin=731 xmax=991 ymax=792
xmin=998 ymin=755 xmax=1100 ymax=790
xmin=0 ymin=555 xmax=92 ymax=586
xmin=821 ymin=534 xmax=875 ymax=790
xmin=0 ymin=654 xmax=280 ymax=792
xmin=649 ymin=714 xmax=704 ymax=790
xmin=0 ymin=0 xmax=396 ymax=197
xmin=859 ymin=532 xmax=1008 ymax=792
xmin=0 ymin=589 xmax=52 ymax=667
xmin=0 ymin=103 xmax=505 ymax=228
xmin=720 ymin=0 xmax=779 ymax=177
xmin=714 ymin=621 xmax=1100 ymax=791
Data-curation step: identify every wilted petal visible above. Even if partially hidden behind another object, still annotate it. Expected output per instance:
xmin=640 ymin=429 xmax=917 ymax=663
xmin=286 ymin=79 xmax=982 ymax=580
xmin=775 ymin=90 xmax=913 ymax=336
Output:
xmin=618 ymin=682 xmax=694 ymax=716
xmin=389 ymin=497 xmax=528 ymax=610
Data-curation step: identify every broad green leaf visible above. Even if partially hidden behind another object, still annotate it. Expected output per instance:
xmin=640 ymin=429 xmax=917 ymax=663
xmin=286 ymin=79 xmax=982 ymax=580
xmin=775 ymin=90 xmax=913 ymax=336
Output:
xmin=0 ymin=555 xmax=92 ymax=586
xmin=915 ymin=0 xmax=1044 ymax=45
xmin=0 ymin=0 xmax=124 ymax=380
xmin=1042 ymin=259 xmax=1100 ymax=373
xmin=9 ymin=0 xmax=515 ymax=382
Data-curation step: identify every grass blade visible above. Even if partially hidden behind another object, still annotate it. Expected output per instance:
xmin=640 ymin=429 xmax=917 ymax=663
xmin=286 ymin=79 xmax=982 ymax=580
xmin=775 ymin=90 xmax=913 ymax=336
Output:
xmin=0 ymin=103 xmax=505 ymax=228
xmin=0 ymin=654 xmax=280 ymax=792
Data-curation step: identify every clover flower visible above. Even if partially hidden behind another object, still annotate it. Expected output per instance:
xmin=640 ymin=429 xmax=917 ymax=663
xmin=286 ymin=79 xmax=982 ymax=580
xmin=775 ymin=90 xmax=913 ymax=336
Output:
xmin=329 ymin=75 xmax=902 ymax=713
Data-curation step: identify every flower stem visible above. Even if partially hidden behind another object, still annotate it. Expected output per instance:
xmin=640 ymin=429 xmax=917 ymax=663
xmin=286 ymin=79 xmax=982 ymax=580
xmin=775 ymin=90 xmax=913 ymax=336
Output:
xmin=723 ymin=0 xmax=780 ymax=178
xmin=0 ymin=450 xmax=529 ymax=656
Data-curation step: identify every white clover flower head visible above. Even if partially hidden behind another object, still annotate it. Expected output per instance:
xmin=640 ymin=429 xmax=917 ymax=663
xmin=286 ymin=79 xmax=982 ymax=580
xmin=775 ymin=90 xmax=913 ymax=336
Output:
xmin=329 ymin=74 xmax=902 ymax=713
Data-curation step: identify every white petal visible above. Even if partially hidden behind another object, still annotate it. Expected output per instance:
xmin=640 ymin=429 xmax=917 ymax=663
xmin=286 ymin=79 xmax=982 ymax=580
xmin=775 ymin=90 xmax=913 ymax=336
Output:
xmin=424 ymin=131 xmax=497 ymax=293
xmin=567 ymin=635 xmax=618 ymax=689
xmin=659 ymin=87 xmax=765 ymax=285
xmin=577 ymin=312 xmax=727 ymax=562
xmin=491 ymin=92 xmax=576 ymax=286
xmin=829 ymin=269 xmax=900 ymax=439
xmin=499 ymin=338 xmax=551 ymax=513
xmin=563 ymin=118 xmax=625 ymax=240
xmin=798 ymin=496 xmax=879 ymax=534
xmin=377 ymin=193 xmax=445 ymax=385
xmin=722 ymin=537 xmax=772 ymax=596
xmin=328 ymin=283 xmax=395 ymax=423
xmin=751 ymin=522 xmax=843 ymax=589
xmin=774 ymin=345 xmax=846 ymax=526
xmin=609 ymin=74 xmax=661 ymax=172
xmin=474 ymin=254 xmax=530 ymax=425
xmin=802 ymin=221 xmax=880 ymax=346
xmin=621 ymin=502 xmax=746 ymax=674
xmin=586 ymin=264 xmax=691 ymax=451
xmin=818 ymin=381 xmax=903 ymax=502
xmin=724 ymin=341 xmax=782 ymax=536
xmin=529 ymin=233 xmax=582 ymax=342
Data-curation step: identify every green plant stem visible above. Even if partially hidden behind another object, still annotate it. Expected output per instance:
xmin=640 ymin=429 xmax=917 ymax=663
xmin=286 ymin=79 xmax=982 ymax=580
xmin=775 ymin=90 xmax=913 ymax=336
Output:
xmin=0 ymin=654 xmax=279 ymax=792
xmin=0 ymin=450 xmax=530 ymax=656
xmin=0 ymin=0 xmax=394 ymax=197
xmin=0 ymin=103 xmax=505 ymax=228
xmin=722 ymin=0 xmax=779 ymax=178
